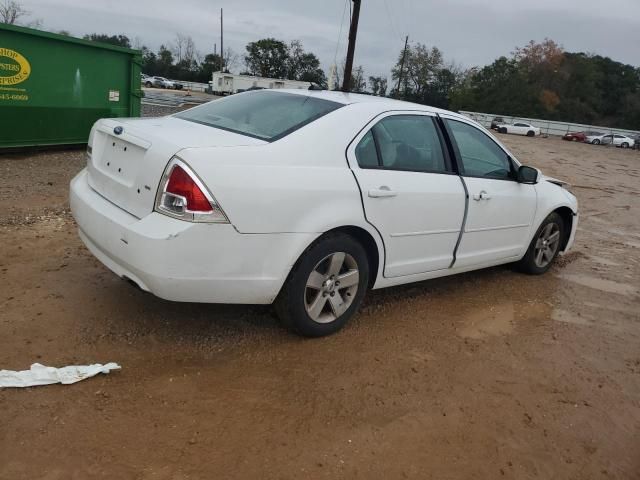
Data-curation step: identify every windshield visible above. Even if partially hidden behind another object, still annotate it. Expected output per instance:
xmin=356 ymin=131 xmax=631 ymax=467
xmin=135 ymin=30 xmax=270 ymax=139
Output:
xmin=174 ymin=91 xmax=344 ymax=141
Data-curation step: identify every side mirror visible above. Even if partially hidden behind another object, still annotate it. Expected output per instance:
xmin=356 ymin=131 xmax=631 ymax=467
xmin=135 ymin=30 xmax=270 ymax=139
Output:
xmin=517 ymin=165 xmax=539 ymax=184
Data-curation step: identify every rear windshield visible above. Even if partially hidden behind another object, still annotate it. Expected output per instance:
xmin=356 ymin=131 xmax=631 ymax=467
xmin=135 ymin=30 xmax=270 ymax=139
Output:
xmin=174 ymin=91 xmax=343 ymax=141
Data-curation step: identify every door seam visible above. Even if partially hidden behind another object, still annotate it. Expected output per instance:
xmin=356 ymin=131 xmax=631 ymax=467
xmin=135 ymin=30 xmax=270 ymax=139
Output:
xmin=435 ymin=113 xmax=468 ymax=269
xmin=450 ymin=175 xmax=469 ymax=268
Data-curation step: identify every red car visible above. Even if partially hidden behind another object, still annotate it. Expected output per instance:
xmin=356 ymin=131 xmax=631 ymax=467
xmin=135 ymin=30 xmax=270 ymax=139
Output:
xmin=563 ymin=131 xmax=602 ymax=142
xmin=563 ymin=131 xmax=587 ymax=142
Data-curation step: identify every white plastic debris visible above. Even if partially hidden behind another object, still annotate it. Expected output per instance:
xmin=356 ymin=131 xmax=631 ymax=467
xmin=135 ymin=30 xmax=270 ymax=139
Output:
xmin=0 ymin=363 xmax=121 ymax=388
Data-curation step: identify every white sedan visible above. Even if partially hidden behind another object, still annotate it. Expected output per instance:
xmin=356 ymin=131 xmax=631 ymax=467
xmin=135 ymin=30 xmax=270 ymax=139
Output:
xmin=70 ymin=90 xmax=578 ymax=337
xmin=496 ymin=122 xmax=541 ymax=137
xmin=586 ymin=133 xmax=635 ymax=148
xmin=149 ymin=76 xmax=176 ymax=89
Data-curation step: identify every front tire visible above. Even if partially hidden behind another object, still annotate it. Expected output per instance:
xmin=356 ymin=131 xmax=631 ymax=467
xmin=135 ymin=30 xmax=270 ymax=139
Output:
xmin=621 ymin=142 xmax=629 ymax=149
xmin=499 ymin=127 xmax=507 ymax=134
xmin=592 ymin=139 xmax=600 ymax=145
xmin=517 ymin=213 xmax=565 ymax=275
xmin=275 ymin=233 xmax=369 ymax=337
xmin=527 ymin=130 xmax=535 ymax=137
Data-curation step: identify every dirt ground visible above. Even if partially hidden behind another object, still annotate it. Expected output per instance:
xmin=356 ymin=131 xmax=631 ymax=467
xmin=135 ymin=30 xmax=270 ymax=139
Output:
xmin=0 ymin=134 xmax=639 ymax=480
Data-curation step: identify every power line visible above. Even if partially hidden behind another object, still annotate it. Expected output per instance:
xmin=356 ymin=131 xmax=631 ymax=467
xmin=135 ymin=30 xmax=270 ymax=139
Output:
xmin=383 ymin=0 xmax=402 ymax=43
xmin=333 ymin=0 xmax=349 ymax=66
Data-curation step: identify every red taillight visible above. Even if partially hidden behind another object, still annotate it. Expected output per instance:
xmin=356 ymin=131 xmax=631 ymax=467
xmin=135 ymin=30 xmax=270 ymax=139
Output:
xmin=166 ymin=165 xmax=212 ymax=212
xmin=155 ymin=158 xmax=229 ymax=223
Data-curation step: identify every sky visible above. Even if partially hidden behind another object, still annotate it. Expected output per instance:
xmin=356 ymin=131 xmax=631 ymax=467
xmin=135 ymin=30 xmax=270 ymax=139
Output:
xmin=22 ymin=0 xmax=640 ymax=78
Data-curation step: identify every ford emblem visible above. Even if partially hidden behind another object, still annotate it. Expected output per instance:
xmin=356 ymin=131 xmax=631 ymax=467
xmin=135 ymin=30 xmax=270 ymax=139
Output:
xmin=113 ymin=126 xmax=123 ymax=135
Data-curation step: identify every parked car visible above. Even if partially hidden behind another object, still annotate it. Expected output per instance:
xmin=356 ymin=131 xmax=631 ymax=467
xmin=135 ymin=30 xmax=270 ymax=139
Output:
xmin=148 ymin=76 xmax=177 ymax=89
xmin=586 ymin=133 xmax=635 ymax=148
xmin=496 ymin=122 xmax=541 ymax=137
xmin=490 ymin=117 xmax=504 ymax=130
xmin=563 ymin=131 xmax=604 ymax=142
xmin=70 ymin=90 xmax=578 ymax=337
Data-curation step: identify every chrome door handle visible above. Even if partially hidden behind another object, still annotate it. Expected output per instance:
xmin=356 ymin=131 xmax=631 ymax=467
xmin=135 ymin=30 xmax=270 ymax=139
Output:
xmin=472 ymin=190 xmax=491 ymax=201
xmin=368 ymin=186 xmax=397 ymax=198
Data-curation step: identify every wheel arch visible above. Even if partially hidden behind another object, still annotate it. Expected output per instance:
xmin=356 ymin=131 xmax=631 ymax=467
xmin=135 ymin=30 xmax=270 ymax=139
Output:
xmin=329 ymin=226 xmax=381 ymax=288
xmin=553 ymin=206 xmax=574 ymax=252
xmin=281 ymin=225 xmax=383 ymax=293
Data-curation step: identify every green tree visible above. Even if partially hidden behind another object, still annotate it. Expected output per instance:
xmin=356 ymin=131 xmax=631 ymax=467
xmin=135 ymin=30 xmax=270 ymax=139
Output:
xmin=286 ymin=40 xmax=326 ymax=84
xmin=392 ymin=44 xmax=444 ymax=98
xmin=350 ymin=66 xmax=366 ymax=92
xmin=368 ymin=76 xmax=388 ymax=96
xmin=451 ymin=39 xmax=640 ymax=129
xmin=244 ymin=38 xmax=289 ymax=78
xmin=155 ymin=45 xmax=174 ymax=77
xmin=83 ymin=33 xmax=131 ymax=48
xmin=197 ymin=53 xmax=223 ymax=82
xmin=141 ymin=47 xmax=158 ymax=75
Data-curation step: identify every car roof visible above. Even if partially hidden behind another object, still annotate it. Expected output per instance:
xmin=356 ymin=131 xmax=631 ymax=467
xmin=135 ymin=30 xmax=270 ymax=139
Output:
xmin=277 ymin=88 xmax=459 ymax=117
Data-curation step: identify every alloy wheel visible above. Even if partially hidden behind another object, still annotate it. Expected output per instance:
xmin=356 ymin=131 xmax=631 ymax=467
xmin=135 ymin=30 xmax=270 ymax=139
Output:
xmin=304 ymin=252 xmax=359 ymax=324
xmin=534 ymin=223 xmax=561 ymax=268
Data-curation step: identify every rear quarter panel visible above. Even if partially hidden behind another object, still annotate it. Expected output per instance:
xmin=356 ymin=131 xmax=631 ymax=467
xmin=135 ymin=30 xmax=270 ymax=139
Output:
xmin=177 ymin=103 xmax=385 ymax=236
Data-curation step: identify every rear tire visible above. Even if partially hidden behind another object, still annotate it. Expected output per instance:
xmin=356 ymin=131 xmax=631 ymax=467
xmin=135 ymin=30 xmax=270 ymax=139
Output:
xmin=275 ymin=233 xmax=369 ymax=337
xmin=517 ymin=213 xmax=565 ymax=275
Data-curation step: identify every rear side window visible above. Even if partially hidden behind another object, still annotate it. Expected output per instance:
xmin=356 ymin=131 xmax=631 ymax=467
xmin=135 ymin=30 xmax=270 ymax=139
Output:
xmin=175 ymin=91 xmax=343 ymax=141
xmin=355 ymin=115 xmax=449 ymax=173
xmin=355 ymin=131 xmax=379 ymax=168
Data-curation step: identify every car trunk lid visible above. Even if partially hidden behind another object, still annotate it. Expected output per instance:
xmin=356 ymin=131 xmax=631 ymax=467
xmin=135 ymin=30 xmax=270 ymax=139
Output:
xmin=86 ymin=116 xmax=266 ymax=218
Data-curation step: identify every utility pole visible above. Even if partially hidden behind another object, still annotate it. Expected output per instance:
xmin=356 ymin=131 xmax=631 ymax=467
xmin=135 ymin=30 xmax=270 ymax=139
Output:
xmin=395 ymin=35 xmax=409 ymax=97
xmin=342 ymin=0 xmax=361 ymax=92
xmin=220 ymin=8 xmax=224 ymax=72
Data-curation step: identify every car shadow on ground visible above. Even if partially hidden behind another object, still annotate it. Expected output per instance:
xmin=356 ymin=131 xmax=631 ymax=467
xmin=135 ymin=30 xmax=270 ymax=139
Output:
xmin=78 ymin=262 xmax=538 ymax=349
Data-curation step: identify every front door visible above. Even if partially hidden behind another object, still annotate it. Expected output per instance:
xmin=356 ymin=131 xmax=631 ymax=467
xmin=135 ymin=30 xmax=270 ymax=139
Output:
xmin=442 ymin=117 xmax=537 ymax=268
xmin=347 ymin=113 xmax=466 ymax=277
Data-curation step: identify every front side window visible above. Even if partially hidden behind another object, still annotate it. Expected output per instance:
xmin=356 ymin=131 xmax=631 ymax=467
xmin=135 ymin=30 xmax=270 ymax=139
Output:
xmin=445 ymin=119 xmax=513 ymax=180
xmin=355 ymin=115 xmax=449 ymax=173
xmin=175 ymin=91 xmax=343 ymax=141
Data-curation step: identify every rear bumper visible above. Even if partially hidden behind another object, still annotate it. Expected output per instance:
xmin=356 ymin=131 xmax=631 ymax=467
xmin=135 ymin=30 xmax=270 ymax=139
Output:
xmin=70 ymin=169 xmax=316 ymax=304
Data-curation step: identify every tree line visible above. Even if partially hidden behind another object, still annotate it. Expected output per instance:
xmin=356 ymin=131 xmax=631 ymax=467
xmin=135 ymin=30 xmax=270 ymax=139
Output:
xmin=84 ymin=32 xmax=640 ymax=130
xmin=79 ymin=34 xmax=327 ymax=86
xmin=2 ymin=0 xmax=638 ymax=130
xmin=449 ymin=40 xmax=640 ymax=130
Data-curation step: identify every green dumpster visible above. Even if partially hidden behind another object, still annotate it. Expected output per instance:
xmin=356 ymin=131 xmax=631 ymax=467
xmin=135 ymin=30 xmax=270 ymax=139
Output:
xmin=0 ymin=23 xmax=142 ymax=149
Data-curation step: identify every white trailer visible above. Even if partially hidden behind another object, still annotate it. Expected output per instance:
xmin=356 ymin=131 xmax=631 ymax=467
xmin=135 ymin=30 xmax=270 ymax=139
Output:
xmin=210 ymin=72 xmax=312 ymax=95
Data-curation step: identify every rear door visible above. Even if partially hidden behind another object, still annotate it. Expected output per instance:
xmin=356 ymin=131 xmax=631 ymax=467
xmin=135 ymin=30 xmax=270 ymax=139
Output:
xmin=347 ymin=112 xmax=466 ymax=277
xmin=441 ymin=116 xmax=537 ymax=268
xmin=512 ymin=123 xmax=529 ymax=135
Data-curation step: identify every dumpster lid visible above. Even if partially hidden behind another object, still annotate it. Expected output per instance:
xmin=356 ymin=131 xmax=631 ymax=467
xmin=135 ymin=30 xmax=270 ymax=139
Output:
xmin=0 ymin=22 xmax=141 ymax=56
